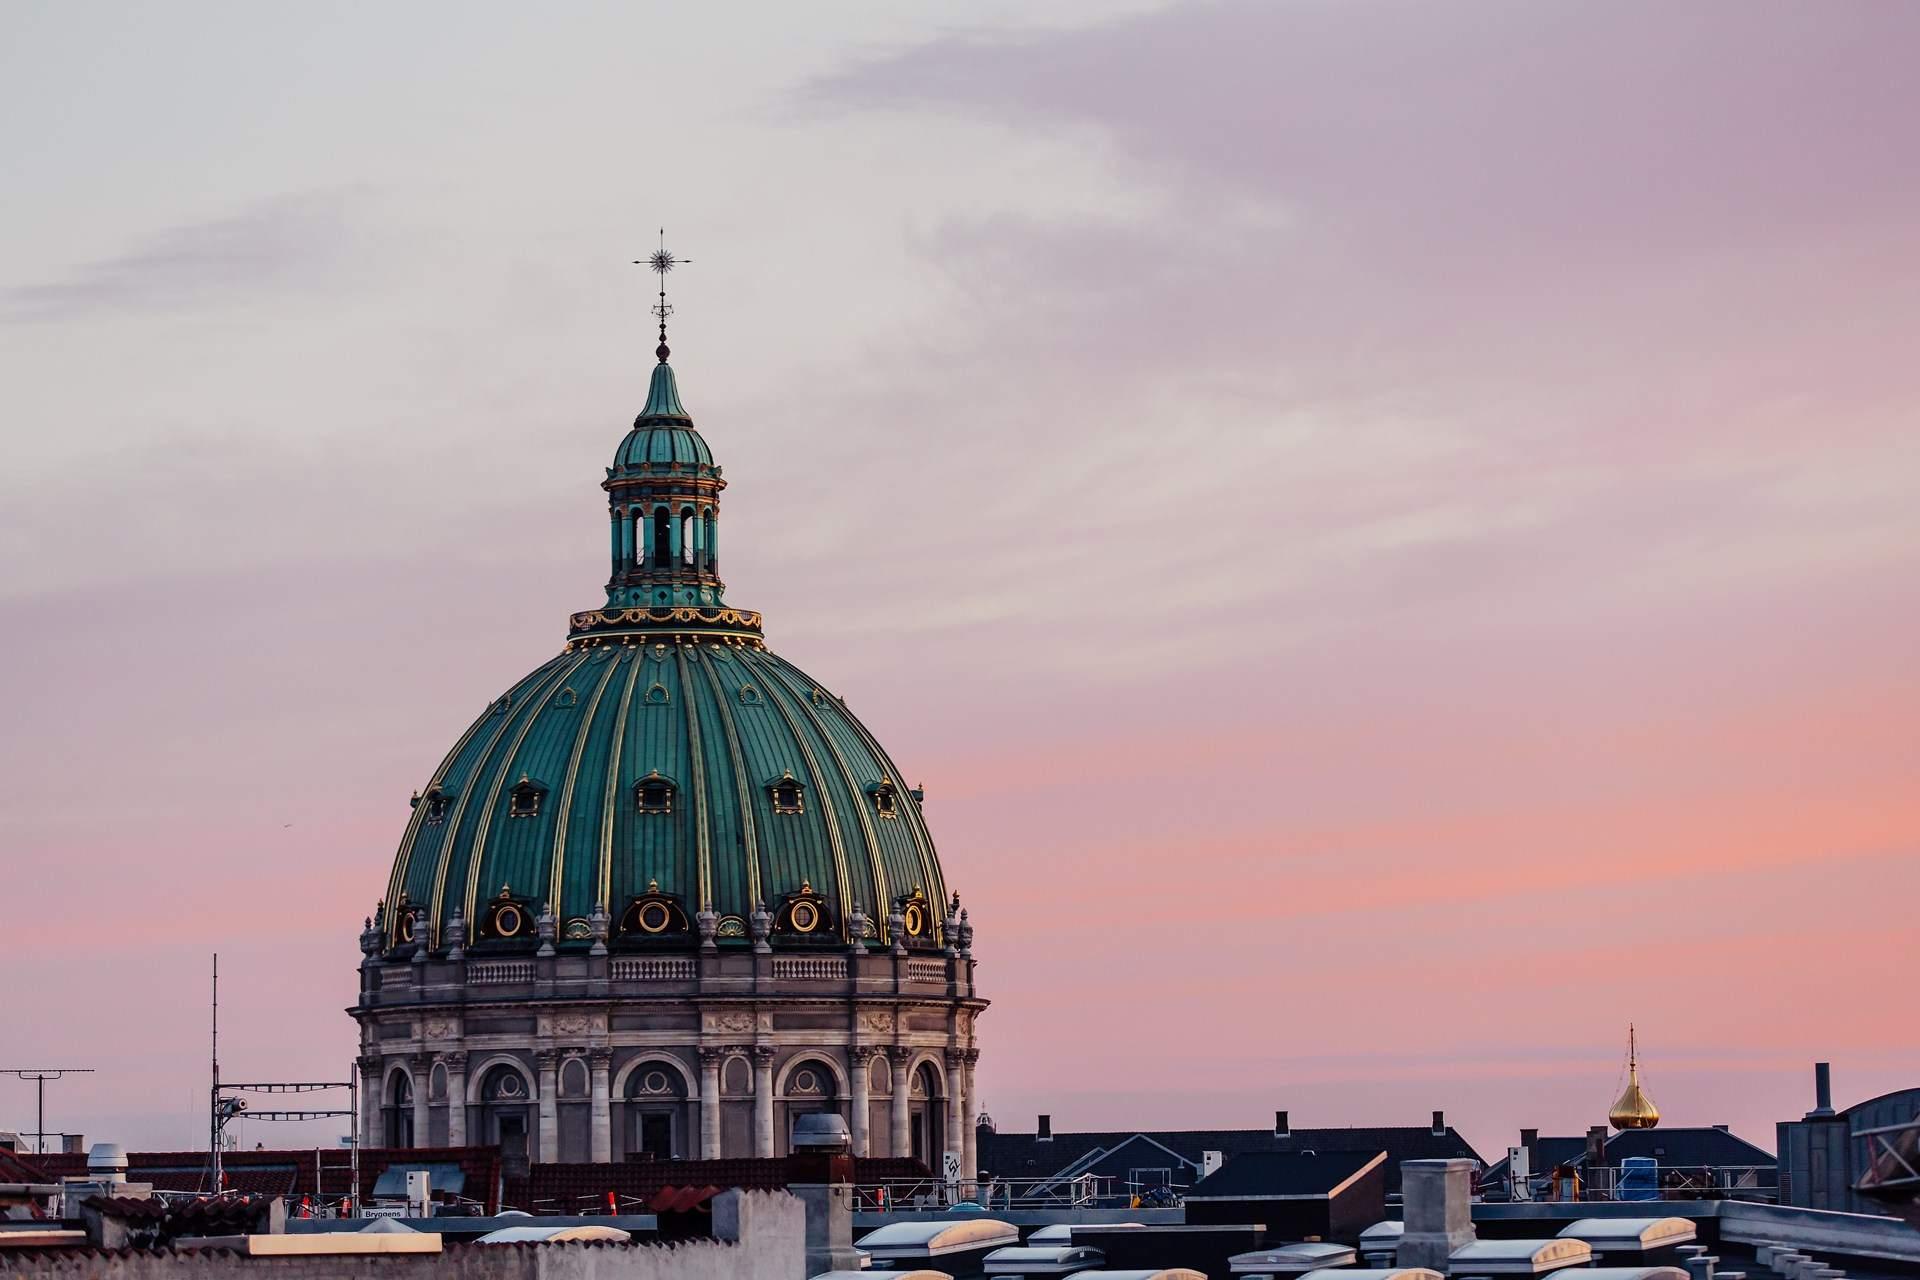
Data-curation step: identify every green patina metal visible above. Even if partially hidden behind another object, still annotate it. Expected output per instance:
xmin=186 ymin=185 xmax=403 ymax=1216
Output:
xmin=383 ymin=343 xmax=948 ymax=954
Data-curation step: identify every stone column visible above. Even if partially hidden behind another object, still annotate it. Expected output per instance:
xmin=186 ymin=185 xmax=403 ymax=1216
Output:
xmin=443 ymin=1052 xmax=468 ymax=1147
xmin=699 ymin=1049 xmax=724 ymax=1159
xmin=849 ymin=1049 xmax=871 ymax=1157
xmin=943 ymin=1052 xmax=965 ymax=1185
xmin=589 ymin=1050 xmax=613 ymax=1163
xmin=753 ymin=1047 xmax=777 ymax=1157
xmin=889 ymin=1048 xmax=913 ymax=1159
xmin=356 ymin=1055 xmax=381 ymax=1149
xmin=536 ymin=1050 xmax=560 ymax=1163
xmin=961 ymin=1050 xmax=980 ymax=1195
xmin=410 ymin=1055 xmax=432 ymax=1149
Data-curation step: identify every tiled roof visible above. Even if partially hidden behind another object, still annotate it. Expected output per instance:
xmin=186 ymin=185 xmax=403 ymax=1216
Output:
xmin=507 ymin=1155 xmax=929 ymax=1215
xmin=979 ymin=1125 xmax=1485 ymax=1193
xmin=0 ymin=1148 xmax=53 ymax=1184
xmin=30 ymin=1146 xmax=504 ymax=1211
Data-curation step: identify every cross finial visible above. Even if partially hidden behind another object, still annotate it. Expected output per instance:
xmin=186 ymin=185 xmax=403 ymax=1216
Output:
xmin=634 ymin=228 xmax=690 ymax=364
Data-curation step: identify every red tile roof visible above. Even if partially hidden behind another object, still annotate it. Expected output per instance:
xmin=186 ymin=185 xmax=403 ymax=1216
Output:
xmin=0 ymin=1148 xmax=53 ymax=1184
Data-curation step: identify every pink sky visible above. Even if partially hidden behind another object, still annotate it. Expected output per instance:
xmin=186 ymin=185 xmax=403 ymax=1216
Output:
xmin=3 ymin=1 xmax=1918 ymax=1159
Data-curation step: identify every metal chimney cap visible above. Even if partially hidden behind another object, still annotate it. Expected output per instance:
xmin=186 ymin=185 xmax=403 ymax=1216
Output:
xmin=87 ymin=1142 xmax=128 ymax=1173
xmin=791 ymin=1112 xmax=852 ymax=1151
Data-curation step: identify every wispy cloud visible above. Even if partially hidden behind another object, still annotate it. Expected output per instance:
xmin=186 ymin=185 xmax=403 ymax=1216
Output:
xmin=2 ymin=190 xmax=363 ymax=322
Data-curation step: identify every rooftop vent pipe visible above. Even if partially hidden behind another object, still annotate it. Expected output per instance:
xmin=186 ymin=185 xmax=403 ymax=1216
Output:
xmin=1811 ymin=1062 xmax=1835 ymax=1116
xmin=1276 ymin=1110 xmax=1290 ymax=1138
xmin=1432 ymin=1110 xmax=1446 ymax=1136
xmin=1038 ymin=1114 xmax=1052 ymax=1142
xmin=86 ymin=1143 xmax=127 ymax=1183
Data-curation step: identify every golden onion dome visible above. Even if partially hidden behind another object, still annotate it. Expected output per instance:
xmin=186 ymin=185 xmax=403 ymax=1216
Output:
xmin=1610 ymin=1025 xmax=1661 ymax=1130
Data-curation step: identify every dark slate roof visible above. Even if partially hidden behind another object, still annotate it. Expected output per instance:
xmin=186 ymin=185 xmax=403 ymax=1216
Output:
xmin=1186 ymin=1150 xmax=1384 ymax=1199
xmin=1482 ymin=1128 xmax=1776 ymax=1184
xmin=978 ymin=1125 xmax=1485 ymax=1194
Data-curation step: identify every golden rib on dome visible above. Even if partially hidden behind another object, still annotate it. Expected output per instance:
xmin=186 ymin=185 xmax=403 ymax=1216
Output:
xmin=1610 ymin=1023 xmax=1661 ymax=1130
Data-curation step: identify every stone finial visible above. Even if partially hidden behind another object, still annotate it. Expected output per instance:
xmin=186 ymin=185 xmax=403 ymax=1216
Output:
xmin=956 ymin=907 xmax=973 ymax=957
xmin=943 ymin=894 xmax=961 ymax=957
xmin=749 ymin=901 xmax=773 ymax=954
xmin=696 ymin=907 xmax=718 ymax=954
xmin=445 ymin=906 xmax=467 ymax=962
xmin=409 ymin=906 xmax=430 ymax=965
xmin=887 ymin=906 xmax=908 ymax=956
xmin=536 ymin=902 xmax=557 ymax=957
xmin=359 ymin=914 xmax=381 ymax=957
xmin=845 ymin=901 xmax=867 ymax=954
xmin=588 ymin=901 xmax=610 ymax=957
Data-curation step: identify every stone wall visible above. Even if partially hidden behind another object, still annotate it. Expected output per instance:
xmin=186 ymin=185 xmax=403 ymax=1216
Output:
xmin=1 ymin=1190 xmax=803 ymax=1280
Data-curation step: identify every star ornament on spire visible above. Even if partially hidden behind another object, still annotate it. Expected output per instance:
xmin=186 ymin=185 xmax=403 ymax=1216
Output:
xmin=634 ymin=229 xmax=690 ymax=363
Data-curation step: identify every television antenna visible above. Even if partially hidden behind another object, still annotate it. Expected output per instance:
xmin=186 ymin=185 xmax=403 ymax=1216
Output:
xmin=1 ymin=1067 xmax=94 ymax=1156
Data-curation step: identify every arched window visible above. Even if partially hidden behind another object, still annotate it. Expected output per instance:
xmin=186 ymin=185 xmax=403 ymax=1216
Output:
xmin=701 ymin=509 xmax=715 ymax=573
xmin=782 ymin=1057 xmax=842 ymax=1151
xmin=625 ymin=1060 xmax=689 ymax=1159
xmin=910 ymin=1062 xmax=945 ymax=1165
xmin=384 ymin=1069 xmax=415 ymax=1149
xmin=680 ymin=508 xmax=696 ymax=567
xmin=478 ymin=1064 xmax=533 ymax=1169
xmin=652 ymin=507 xmax=671 ymax=569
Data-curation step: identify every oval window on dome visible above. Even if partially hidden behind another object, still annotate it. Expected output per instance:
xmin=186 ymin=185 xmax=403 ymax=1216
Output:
xmin=637 ymin=901 xmax=673 ymax=934
xmin=790 ymin=901 xmax=819 ymax=933
xmin=902 ymin=903 xmax=926 ymax=937
xmin=494 ymin=904 xmax=526 ymax=938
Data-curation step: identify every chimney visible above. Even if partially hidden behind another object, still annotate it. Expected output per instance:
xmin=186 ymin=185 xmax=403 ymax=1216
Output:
xmin=1586 ymin=1125 xmax=1608 ymax=1170
xmin=1396 ymin=1160 xmax=1477 ymax=1269
xmin=1037 ymin=1114 xmax=1052 ymax=1143
xmin=1275 ymin=1110 xmax=1290 ymax=1138
xmin=1811 ymin=1062 xmax=1835 ymax=1116
xmin=1432 ymin=1110 xmax=1446 ymax=1136
xmin=1520 ymin=1128 xmax=1539 ymax=1162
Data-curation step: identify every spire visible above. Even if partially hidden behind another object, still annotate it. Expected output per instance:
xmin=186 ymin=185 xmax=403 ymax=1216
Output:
xmin=1609 ymin=1023 xmax=1661 ymax=1130
xmin=636 ymin=228 xmax=689 ymax=364
xmin=631 ymin=230 xmax=692 ymax=422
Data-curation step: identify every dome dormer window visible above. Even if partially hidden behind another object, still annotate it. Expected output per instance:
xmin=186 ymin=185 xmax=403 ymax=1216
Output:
xmin=767 ymin=772 xmax=805 ymax=815
xmin=867 ymin=779 xmax=898 ymax=820
xmin=634 ymin=772 xmax=676 ymax=814
xmin=415 ymin=787 xmax=451 ymax=825
xmin=508 ymin=776 xmax=548 ymax=819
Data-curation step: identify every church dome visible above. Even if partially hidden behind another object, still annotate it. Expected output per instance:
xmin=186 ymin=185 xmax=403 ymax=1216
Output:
xmin=377 ymin=337 xmax=952 ymax=957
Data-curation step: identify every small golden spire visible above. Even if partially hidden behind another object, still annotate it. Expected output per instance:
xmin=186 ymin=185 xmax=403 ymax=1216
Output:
xmin=1610 ymin=1023 xmax=1661 ymax=1130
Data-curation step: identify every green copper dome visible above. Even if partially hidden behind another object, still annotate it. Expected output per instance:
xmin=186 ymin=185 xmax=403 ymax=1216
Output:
xmin=378 ymin=344 xmax=952 ymax=955
xmin=611 ymin=363 xmax=714 ymax=470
